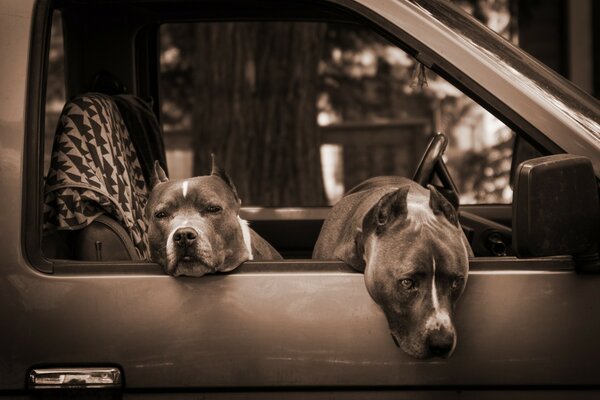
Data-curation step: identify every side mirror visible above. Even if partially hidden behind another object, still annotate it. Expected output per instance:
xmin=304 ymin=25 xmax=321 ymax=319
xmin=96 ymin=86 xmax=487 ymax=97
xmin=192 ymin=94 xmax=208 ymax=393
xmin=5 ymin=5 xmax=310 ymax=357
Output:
xmin=513 ymin=154 xmax=599 ymax=271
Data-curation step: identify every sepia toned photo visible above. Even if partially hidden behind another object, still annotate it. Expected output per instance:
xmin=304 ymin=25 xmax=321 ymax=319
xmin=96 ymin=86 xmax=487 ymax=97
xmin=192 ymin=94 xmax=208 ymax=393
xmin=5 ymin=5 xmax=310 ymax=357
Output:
xmin=1 ymin=0 xmax=599 ymax=398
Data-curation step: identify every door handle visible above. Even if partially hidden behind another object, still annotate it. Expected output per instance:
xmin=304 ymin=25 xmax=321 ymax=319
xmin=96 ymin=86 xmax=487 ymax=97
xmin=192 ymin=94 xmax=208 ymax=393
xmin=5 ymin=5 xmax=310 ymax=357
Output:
xmin=28 ymin=367 xmax=122 ymax=389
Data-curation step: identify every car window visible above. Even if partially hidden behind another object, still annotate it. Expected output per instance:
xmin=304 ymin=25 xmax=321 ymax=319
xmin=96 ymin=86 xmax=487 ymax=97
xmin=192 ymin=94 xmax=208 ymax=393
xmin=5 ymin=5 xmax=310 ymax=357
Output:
xmin=159 ymin=21 xmax=515 ymax=206
xmin=39 ymin=8 xmax=525 ymax=264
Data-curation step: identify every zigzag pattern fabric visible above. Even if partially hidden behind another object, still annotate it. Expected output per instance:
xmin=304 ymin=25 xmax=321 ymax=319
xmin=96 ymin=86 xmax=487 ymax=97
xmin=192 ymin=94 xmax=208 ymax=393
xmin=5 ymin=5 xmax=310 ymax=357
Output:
xmin=44 ymin=93 xmax=150 ymax=259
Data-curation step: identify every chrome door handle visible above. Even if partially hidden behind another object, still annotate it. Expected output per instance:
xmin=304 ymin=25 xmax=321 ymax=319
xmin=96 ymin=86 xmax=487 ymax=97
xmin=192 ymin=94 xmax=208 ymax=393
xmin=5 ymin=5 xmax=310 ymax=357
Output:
xmin=28 ymin=367 xmax=122 ymax=389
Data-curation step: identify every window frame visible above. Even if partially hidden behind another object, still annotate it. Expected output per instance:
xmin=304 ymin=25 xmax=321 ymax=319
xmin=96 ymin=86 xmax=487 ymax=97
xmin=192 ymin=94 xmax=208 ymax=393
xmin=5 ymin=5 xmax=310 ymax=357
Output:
xmin=24 ymin=0 xmax=54 ymax=273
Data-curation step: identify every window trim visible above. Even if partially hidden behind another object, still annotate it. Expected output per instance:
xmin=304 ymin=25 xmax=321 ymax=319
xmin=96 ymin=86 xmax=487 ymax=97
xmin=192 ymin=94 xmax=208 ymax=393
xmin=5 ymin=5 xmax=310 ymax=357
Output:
xmin=49 ymin=258 xmax=574 ymax=276
xmin=24 ymin=0 xmax=54 ymax=273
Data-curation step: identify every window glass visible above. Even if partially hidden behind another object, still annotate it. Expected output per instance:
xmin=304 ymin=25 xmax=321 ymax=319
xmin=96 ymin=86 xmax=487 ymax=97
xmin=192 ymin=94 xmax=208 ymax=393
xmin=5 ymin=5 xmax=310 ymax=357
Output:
xmin=159 ymin=22 xmax=514 ymax=206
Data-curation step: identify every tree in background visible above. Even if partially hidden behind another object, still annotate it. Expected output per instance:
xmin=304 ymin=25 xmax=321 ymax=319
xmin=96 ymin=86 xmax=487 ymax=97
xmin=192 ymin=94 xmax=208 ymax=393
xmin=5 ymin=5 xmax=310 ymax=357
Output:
xmin=318 ymin=25 xmax=435 ymax=191
xmin=446 ymin=0 xmax=516 ymax=203
xmin=40 ymin=1 xmax=548 ymax=206
xmin=161 ymin=22 xmax=326 ymax=206
xmin=157 ymin=1 xmax=517 ymax=205
xmin=191 ymin=23 xmax=326 ymax=206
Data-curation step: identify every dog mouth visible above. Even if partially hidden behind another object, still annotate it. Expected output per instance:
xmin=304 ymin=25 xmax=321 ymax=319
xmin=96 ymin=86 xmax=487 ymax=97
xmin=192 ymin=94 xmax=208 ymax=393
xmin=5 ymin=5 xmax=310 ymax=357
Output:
xmin=389 ymin=330 xmax=455 ymax=359
xmin=171 ymin=250 xmax=221 ymax=275
xmin=177 ymin=253 xmax=214 ymax=268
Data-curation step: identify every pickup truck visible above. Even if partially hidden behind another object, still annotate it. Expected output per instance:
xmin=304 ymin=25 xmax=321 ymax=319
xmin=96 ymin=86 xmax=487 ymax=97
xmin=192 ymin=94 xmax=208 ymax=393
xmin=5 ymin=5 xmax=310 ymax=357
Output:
xmin=1 ymin=0 xmax=599 ymax=398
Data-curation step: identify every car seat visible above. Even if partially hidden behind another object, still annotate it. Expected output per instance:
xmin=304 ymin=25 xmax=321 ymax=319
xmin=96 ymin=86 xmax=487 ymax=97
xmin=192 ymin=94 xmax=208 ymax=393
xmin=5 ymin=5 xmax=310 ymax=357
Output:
xmin=43 ymin=93 xmax=161 ymax=261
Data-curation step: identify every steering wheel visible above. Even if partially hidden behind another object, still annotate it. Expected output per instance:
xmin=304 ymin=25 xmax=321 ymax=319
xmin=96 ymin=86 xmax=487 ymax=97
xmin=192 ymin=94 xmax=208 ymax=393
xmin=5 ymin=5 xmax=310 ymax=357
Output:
xmin=412 ymin=133 xmax=460 ymax=209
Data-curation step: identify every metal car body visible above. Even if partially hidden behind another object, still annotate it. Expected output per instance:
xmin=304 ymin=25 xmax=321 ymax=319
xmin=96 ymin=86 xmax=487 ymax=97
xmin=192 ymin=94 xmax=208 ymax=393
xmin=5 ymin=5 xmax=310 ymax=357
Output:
xmin=0 ymin=0 xmax=599 ymax=398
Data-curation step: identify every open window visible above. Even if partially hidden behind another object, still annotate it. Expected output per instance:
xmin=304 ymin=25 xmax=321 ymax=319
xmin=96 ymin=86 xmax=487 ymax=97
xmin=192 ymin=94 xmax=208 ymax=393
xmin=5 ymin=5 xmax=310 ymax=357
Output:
xmin=157 ymin=20 xmax=522 ymax=258
xmin=30 ymin=0 xmax=570 ymax=270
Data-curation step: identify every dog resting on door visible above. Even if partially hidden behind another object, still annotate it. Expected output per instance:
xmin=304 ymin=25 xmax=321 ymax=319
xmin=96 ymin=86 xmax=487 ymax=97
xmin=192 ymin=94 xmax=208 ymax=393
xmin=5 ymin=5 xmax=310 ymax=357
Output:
xmin=146 ymin=156 xmax=282 ymax=276
xmin=313 ymin=176 xmax=471 ymax=359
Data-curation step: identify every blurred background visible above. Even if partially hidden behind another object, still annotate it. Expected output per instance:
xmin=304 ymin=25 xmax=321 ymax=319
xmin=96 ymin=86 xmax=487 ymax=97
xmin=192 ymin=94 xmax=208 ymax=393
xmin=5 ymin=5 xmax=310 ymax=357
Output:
xmin=45 ymin=0 xmax=599 ymax=207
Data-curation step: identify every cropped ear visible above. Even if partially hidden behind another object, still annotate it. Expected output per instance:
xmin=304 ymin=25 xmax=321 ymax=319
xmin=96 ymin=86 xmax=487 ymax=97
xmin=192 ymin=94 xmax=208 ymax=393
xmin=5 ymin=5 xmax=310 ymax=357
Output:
xmin=151 ymin=160 xmax=169 ymax=188
xmin=366 ymin=187 xmax=410 ymax=234
xmin=427 ymin=184 xmax=459 ymax=226
xmin=210 ymin=153 xmax=240 ymax=202
xmin=362 ymin=186 xmax=409 ymax=238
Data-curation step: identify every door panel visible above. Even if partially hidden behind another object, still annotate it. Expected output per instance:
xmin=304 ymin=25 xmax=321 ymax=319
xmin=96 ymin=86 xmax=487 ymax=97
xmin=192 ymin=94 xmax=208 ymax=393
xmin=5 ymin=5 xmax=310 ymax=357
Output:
xmin=2 ymin=261 xmax=599 ymax=390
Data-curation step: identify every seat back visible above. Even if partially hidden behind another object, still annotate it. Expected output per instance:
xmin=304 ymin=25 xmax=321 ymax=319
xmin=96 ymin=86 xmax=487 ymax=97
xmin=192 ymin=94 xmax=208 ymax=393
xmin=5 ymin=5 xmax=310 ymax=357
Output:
xmin=44 ymin=93 xmax=150 ymax=260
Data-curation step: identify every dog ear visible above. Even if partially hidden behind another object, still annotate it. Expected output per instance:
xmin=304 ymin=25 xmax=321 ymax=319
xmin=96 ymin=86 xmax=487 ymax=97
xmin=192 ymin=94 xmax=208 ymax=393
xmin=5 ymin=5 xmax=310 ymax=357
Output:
xmin=427 ymin=184 xmax=459 ymax=226
xmin=333 ymin=226 xmax=367 ymax=271
xmin=369 ymin=187 xmax=410 ymax=233
xmin=210 ymin=153 xmax=240 ymax=202
xmin=151 ymin=160 xmax=169 ymax=188
xmin=338 ymin=188 xmax=409 ymax=269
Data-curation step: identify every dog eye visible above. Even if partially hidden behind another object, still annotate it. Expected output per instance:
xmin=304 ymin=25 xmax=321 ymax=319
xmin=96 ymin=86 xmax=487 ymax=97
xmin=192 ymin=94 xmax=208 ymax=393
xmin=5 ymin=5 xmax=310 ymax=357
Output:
xmin=154 ymin=211 xmax=168 ymax=219
xmin=399 ymin=279 xmax=415 ymax=290
xmin=206 ymin=205 xmax=222 ymax=214
xmin=451 ymin=277 xmax=464 ymax=289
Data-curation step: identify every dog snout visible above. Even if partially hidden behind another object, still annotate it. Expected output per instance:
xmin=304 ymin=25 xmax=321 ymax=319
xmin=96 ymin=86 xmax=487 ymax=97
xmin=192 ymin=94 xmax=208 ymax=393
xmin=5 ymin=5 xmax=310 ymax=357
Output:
xmin=173 ymin=227 xmax=198 ymax=247
xmin=426 ymin=328 xmax=455 ymax=358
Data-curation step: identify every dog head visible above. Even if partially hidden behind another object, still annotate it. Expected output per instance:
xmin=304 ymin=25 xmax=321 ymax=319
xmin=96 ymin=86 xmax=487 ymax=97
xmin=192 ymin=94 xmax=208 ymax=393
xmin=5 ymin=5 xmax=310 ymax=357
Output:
xmin=358 ymin=185 xmax=470 ymax=359
xmin=146 ymin=156 xmax=253 ymax=276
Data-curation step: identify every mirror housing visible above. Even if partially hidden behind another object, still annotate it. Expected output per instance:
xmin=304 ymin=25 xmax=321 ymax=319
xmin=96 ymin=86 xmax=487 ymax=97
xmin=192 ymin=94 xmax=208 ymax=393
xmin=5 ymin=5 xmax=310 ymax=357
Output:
xmin=513 ymin=155 xmax=599 ymax=270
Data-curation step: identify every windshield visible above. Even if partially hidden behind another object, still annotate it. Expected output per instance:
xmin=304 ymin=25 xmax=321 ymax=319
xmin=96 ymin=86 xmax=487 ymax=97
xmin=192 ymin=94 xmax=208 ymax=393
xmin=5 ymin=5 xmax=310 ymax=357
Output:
xmin=408 ymin=0 xmax=600 ymax=146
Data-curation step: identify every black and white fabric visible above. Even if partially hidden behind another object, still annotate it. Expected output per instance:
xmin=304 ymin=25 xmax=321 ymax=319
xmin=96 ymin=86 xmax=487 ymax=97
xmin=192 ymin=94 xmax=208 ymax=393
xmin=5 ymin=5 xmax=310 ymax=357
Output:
xmin=113 ymin=94 xmax=168 ymax=186
xmin=44 ymin=93 xmax=150 ymax=259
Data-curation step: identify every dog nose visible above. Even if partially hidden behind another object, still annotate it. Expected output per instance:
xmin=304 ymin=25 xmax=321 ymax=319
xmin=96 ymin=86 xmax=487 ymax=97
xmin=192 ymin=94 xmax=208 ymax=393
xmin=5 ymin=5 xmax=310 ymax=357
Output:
xmin=173 ymin=227 xmax=197 ymax=247
xmin=427 ymin=329 xmax=455 ymax=358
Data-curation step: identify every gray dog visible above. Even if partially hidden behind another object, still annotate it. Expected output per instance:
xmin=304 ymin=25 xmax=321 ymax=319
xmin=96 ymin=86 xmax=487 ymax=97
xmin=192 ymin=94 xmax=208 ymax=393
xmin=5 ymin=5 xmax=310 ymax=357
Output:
xmin=314 ymin=176 xmax=471 ymax=359
xmin=146 ymin=157 xmax=281 ymax=276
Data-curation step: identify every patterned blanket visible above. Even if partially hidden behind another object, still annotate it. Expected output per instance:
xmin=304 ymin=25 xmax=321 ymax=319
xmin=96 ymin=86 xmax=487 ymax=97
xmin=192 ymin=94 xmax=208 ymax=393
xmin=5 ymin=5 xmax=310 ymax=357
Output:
xmin=44 ymin=93 xmax=150 ymax=259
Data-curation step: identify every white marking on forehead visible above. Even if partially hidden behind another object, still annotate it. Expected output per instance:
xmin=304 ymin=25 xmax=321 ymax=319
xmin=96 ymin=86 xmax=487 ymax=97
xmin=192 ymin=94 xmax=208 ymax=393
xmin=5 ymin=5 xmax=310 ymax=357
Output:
xmin=406 ymin=190 xmax=437 ymax=228
xmin=182 ymin=180 xmax=189 ymax=198
xmin=238 ymin=217 xmax=254 ymax=261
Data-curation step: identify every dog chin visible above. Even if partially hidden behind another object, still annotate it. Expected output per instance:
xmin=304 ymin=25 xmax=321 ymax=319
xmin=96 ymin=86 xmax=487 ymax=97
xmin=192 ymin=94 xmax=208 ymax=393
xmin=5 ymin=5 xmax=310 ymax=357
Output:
xmin=391 ymin=332 xmax=432 ymax=360
xmin=398 ymin=339 xmax=452 ymax=360
xmin=171 ymin=256 xmax=219 ymax=277
xmin=399 ymin=342 xmax=430 ymax=360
